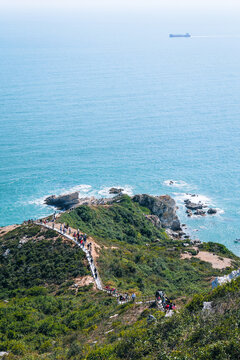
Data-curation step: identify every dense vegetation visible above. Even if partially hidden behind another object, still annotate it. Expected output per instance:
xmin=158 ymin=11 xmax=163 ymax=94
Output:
xmin=84 ymin=276 xmax=240 ymax=360
xmin=59 ymin=195 xmax=167 ymax=246
xmin=0 ymin=287 xmax=137 ymax=359
xmin=59 ymin=196 xmax=238 ymax=298
xmin=0 ymin=225 xmax=89 ymax=298
xmin=0 ymin=197 xmax=239 ymax=359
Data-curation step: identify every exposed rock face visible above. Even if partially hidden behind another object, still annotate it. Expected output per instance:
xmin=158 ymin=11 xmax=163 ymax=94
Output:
xmin=132 ymin=194 xmax=181 ymax=231
xmin=45 ymin=192 xmax=79 ymax=210
xmin=109 ymin=187 xmax=123 ymax=194
xmin=145 ymin=215 xmax=161 ymax=229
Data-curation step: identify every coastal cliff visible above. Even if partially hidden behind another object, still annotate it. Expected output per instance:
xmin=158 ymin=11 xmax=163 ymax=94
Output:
xmin=132 ymin=194 xmax=181 ymax=231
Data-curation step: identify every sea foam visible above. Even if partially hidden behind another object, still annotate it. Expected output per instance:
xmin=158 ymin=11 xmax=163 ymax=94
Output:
xmin=163 ymin=180 xmax=192 ymax=189
xmin=98 ymin=185 xmax=134 ymax=197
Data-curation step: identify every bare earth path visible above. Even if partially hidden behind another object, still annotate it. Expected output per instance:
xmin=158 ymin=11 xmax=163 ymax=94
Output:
xmin=181 ymin=250 xmax=232 ymax=269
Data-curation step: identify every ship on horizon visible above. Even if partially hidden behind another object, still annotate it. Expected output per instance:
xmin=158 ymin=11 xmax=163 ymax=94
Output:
xmin=169 ymin=33 xmax=191 ymax=38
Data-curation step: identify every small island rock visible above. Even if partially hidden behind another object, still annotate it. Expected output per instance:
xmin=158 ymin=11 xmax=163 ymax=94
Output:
xmin=207 ymin=208 xmax=217 ymax=215
xmin=109 ymin=187 xmax=124 ymax=194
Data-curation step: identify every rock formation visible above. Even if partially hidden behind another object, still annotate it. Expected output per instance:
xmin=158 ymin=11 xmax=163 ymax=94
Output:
xmin=207 ymin=208 xmax=217 ymax=215
xmin=132 ymin=194 xmax=181 ymax=231
xmin=45 ymin=192 xmax=79 ymax=210
xmin=109 ymin=187 xmax=124 ymax=194
xmin=144 ymin=215 xmax=161 ymax=229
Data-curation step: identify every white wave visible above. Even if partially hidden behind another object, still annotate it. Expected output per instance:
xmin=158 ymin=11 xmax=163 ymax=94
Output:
xmin=28 ymin=196 xmax=48 ymax=206
xmin=27 ymin=184 xmax=93 ymax=206
xmin=98 ymin=185 xmax=134 ymax=197
xmin=173 ymin=192 xmax=213 ymax=206
xmin=59 ymin=184 xmax=93 ymax=196
xmin=215 ymin=208 xmax=225 ymax=215
xmin=27 ymin=184 xmax=134 ymax=207
xmin=163 ymin=179 xmax=190 ymax=189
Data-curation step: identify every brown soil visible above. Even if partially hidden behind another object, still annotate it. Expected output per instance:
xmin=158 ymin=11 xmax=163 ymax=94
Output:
xmin=0 ymin=224 xmax=20 ymax=237
xmin=74 ymin=275 xmax=96 ymax=290
xmin=181 ymin=250 xmax=232 ymax=269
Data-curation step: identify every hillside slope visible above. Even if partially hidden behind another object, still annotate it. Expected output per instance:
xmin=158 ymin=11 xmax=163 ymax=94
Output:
xmin=85 ymin=276 xmax=240 ymax=360
xmin=58 ymin=195 xmax=239 ymax=298
xmin=0 ymin=195 xmax=239 ymax=359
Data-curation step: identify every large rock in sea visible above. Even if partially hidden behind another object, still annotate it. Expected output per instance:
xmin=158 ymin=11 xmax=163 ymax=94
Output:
xmin=109 ymin=187 xmax=124 ymax=194
xmin=207 ymin=208 xmax=217 ymax=215
xmin=45 ymin=192 xmax=79 ymax=210
xmin=132 ymin=194 xmax=181 ymax=231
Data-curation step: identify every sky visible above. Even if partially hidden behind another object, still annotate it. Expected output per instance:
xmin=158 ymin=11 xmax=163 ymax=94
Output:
xmin=1 ymin=0 xmax=240 ymax=12
xmin=0 ymin=0 xmax=239 ymax=45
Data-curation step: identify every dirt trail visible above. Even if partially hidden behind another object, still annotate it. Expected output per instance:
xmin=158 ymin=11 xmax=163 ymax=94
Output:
xmin=0 ymin=224 xmax=20 ymax=237
xmin=74 ymin=275 xmax=96 ymax=290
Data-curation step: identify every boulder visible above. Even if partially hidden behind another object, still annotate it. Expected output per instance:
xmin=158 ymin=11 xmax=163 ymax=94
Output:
xmin=45 ymin=192 xmax=79 ymax=210
xmin=109 ymin=187 xmax=123 ymax=194
xmin=132 ymin=194 xmax=181 ymax=231
xmin=194 ymin=209 xmax=206 ymax=216
xmin=186 ymin=209 xmax=192 ymax=217
xmin=207 ymin=208 xmax=217 ymax=215
xmin=185 ymin=202 xmax=203 ymax=210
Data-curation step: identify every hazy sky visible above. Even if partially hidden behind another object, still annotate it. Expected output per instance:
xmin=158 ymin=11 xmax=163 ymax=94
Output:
xmin=1 ymin=0 xmax=240 ymax=12
xmin=1 ymin=0 xmax=239 ymax=44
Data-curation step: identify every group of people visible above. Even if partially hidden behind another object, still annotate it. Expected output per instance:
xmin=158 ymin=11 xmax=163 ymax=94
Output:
xmin=104 ymin=286 xmax=136 ymax=303
xmin=37 ymin=216 xmax=176 ymax=312
xmin=155 ymin=290 xmax=176 ymax=311
xmin=37 ymin=216 xmax=99 ymax=282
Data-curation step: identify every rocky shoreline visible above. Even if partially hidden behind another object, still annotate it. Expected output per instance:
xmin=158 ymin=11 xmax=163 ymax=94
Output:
xmin=183 ymin=194 xmax=218 ymax=217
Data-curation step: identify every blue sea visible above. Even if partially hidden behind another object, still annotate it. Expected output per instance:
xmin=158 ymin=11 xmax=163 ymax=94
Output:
xmin=1 ymin=9 xmax=240 ymax=255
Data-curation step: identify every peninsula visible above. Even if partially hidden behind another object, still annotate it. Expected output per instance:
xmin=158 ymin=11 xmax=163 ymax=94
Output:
xmin=0 ymin=192 xmax=239 ymax=359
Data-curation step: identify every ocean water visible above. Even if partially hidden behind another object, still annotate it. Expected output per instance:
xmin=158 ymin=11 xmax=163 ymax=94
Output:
xmin=1 ymin=10 xmax=240 ymax=255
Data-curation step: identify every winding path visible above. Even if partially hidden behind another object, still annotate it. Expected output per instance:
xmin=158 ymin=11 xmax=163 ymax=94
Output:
xmin=35 ymin=221 xmax=158 ymax=307
xmin=35 ymin=222 xmax=103 ymax=290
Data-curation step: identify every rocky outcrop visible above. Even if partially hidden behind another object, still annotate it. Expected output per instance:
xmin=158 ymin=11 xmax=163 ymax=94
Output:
xmin=45 ymin=192 xmax=79 ymax=210
xmin=194 ymin=209 xmax=206 ymax=216
xmin=132 ymin=194 xmax=181 ymax=231
xmin=207 ymin=208 xmax=217 ymax=215
xmin=145 ymin=215 xmax=161 ymax=229
xmin=109 ymin=187 xmax=123 ymax=194
xmin=184 ymin=199 xmax=203 ymax=211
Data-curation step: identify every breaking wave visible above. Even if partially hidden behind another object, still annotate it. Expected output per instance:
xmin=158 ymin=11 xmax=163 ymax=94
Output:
xmin=163 ymin=180 xmax=191 ymax=189
xmin=27 ymin=184 xmax=134 ymax=207
xmin=98 ymin=185 xmax=134 ymax=197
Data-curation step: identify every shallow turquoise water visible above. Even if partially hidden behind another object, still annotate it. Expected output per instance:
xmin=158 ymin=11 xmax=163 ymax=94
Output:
xmin=1 ymin=12 xmax=240 ymax=254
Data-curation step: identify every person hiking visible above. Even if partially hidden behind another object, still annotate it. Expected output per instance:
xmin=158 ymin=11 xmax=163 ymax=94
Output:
xmin=69 ymin=227 xmax=71 ymax=235
xmin=131 ymin=293 xmax=136 ymax=302
xmin=60 ymin=224 xmax=62 ymax=232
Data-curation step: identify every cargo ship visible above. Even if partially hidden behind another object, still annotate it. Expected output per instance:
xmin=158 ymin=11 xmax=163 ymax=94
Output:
xmin=169 ymin=33 xmax=191 ymax=38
